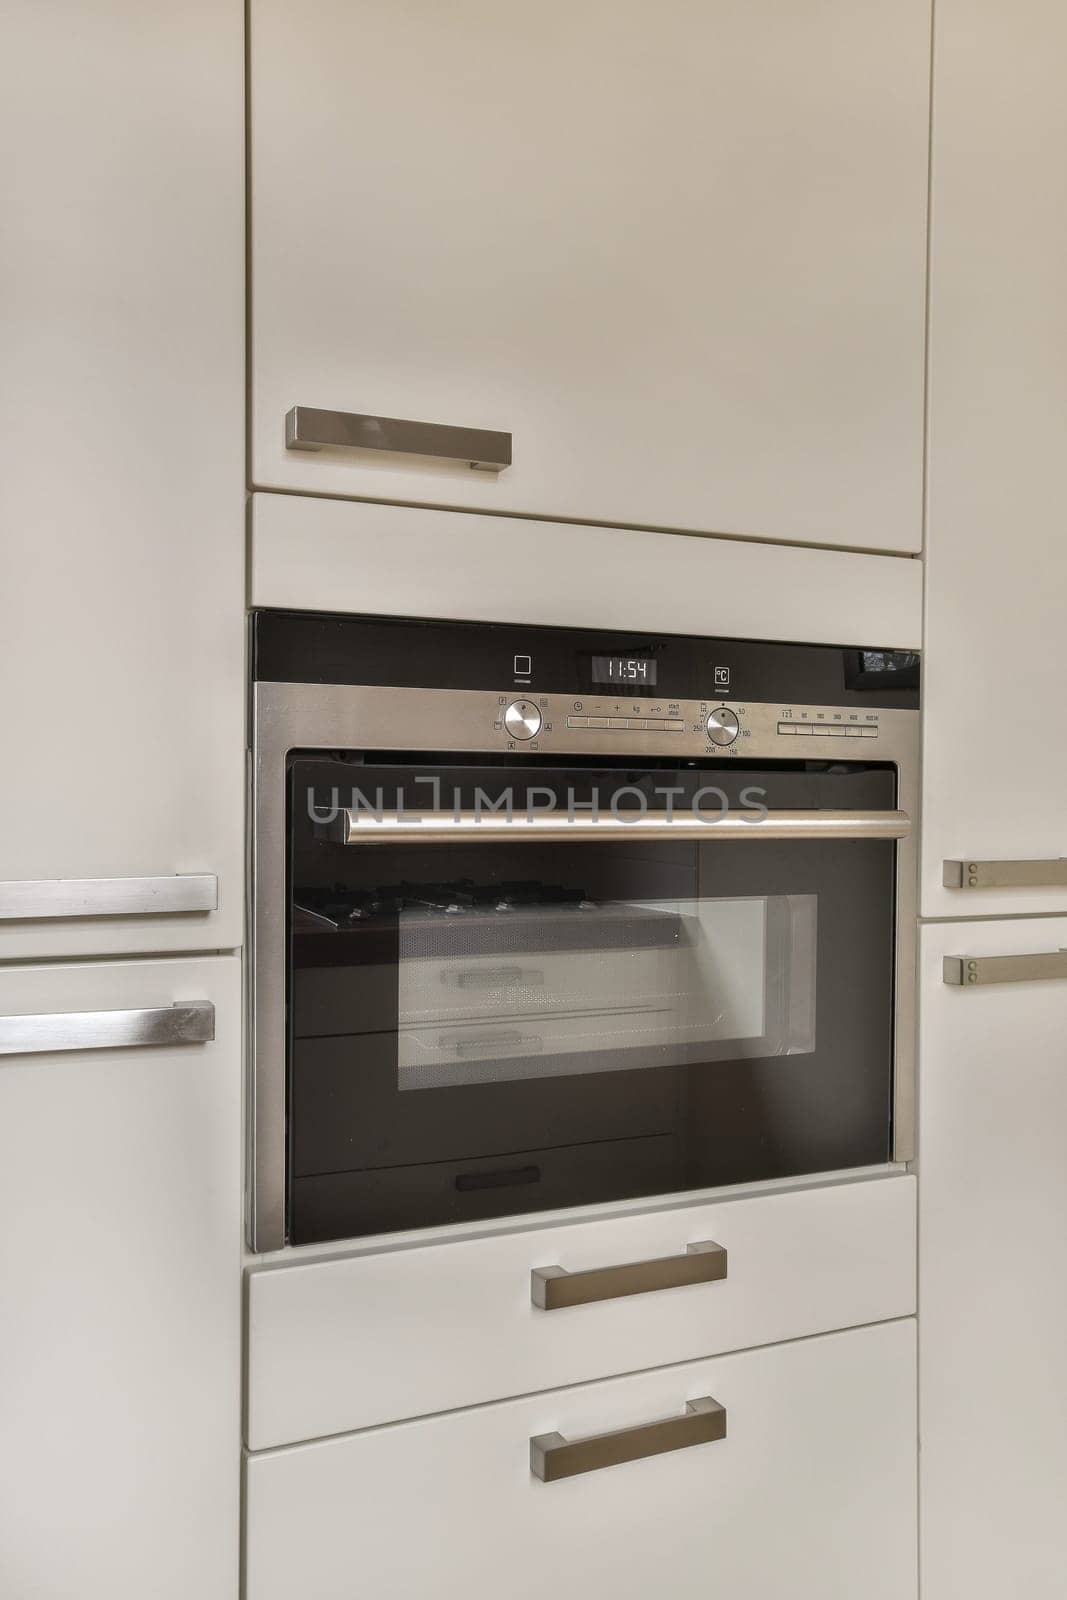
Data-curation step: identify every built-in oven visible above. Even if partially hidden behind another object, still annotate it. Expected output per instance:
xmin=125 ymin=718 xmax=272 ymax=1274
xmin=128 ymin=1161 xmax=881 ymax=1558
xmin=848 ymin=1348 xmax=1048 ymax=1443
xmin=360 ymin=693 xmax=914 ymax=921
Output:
xmin=249 ymin=612 xmax=919 ymax=1251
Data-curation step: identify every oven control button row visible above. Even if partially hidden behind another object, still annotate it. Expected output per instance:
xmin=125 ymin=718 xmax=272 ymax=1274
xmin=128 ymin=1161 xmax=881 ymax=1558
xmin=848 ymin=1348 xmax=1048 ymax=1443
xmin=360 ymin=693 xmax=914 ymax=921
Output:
xmin=778 ymin=721 xmax=878 ymax=739
xmin=706 ymin=708 xmax=740 ymax=746
xmin=567 ymin=716 xmax=685 ymax=732
xmin=504 ymin=700 xmax=542 ymax=740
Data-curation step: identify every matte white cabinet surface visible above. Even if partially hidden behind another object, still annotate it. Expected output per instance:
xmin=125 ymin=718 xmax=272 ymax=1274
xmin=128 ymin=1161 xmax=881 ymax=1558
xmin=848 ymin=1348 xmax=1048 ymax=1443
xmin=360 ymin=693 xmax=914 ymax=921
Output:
xmin=246 ymin=1318 xmax=917 ymax=1600
xmin=0 ymin=0 xmax=244 ymax=961
xmin=921 ymin=0 xmax=1067 ymax=918
xmin=251 ymin=495 xmax=924 ymax=649
xmin=247 ymin=1171 xmax=915 ymax=1449
xmin=250 ymin=0 xmax=930 ymax=551
xmin=0 ymin=956 xmax=241 ymax=1600
xmin=919 ymin=919 xmax=1067 ymax=1599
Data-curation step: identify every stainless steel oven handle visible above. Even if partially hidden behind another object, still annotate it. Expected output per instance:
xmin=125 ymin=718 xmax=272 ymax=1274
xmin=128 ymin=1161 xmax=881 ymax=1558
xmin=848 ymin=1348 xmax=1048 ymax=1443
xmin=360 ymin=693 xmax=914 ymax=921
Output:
xmin=0 ymin=1002 xmax=215 ymax=1056
xmin=0 ymin=875 xmax=218 ymax=921
xmin=943 ymin=952 xmax=1067 ymax=987
xmin=944 ymin=858 xmax=1067 ymax=890
xmin=533 ymin=1240 xmax=727 ymax=1310
xmin=531 ymin=1397 xmax=727 ymax=1482
xmin=285 ymin=406 xmax=512 ymax=472
xmin=336 ymin=808 xmax=911 ymax=845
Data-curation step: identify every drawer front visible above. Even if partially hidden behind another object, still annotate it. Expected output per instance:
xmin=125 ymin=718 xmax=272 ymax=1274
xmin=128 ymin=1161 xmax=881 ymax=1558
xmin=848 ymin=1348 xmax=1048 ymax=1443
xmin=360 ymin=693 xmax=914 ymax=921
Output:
xmin=245 ymin=1318 xmax=917 ymax=1600
xmin=251 ymin=495 xmax=925 ymax=651
xmin=246 ymin=1172 xmax=915 ymax=1449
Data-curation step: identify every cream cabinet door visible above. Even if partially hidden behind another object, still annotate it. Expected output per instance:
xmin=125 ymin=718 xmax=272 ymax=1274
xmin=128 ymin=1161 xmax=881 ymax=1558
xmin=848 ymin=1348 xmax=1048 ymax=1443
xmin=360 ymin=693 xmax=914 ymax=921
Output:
xmin=0 ymin=957 xmax=241 ymax=1600
xmin=919 ymin=920 xmax=1067 ymax=1599
xmin=246 ymin=1318 xmax=917 ymax=1600
xmin=921 ymin=0 xmax=1067 ymax=917
xmin=0 ymin=0 xmax=244 ymax=961
xmin=249 ymin=0 xmax=930 ymax=551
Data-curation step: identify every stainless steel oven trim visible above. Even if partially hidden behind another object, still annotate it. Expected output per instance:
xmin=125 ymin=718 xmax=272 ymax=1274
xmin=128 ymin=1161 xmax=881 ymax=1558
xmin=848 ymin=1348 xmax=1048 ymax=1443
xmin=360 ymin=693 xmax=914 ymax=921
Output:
xmin=250 ymin=680 xmax=919 ymax=1252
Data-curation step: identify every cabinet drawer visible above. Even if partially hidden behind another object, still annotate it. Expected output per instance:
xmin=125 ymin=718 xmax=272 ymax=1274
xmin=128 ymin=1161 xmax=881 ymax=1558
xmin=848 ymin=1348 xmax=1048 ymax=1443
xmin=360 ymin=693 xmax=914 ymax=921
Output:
xmin=251 ymin=495 xmax=925 ymax=649
xmin=246 ymin=1172 xmax=915 ymax=1448
xmin=245 ymin=1318 xmax=918 ymax=1600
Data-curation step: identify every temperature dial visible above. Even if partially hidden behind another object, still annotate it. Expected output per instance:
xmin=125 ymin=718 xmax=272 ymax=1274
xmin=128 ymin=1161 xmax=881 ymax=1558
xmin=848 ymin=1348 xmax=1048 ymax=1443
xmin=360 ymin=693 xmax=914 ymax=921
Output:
xmin=504 ymin=700 xmax=542 ymax=741
xmin=706 ymin=708 xmax=740 ymax=746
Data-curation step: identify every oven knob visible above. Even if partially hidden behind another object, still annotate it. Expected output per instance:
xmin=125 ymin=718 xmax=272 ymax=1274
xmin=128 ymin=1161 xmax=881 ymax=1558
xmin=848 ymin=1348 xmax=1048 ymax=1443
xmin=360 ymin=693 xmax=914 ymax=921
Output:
xmin=504 ymin=700 xmax=542 ymax=741
xmin=706 ymin=708 xmax=740 ymax=745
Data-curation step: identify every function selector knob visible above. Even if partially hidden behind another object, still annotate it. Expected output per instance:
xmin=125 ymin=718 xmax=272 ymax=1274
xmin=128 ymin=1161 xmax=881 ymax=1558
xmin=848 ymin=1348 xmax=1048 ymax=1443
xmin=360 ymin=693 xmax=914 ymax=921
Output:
xmin=706 ymin=708 xmax=740 ymax=746
xmin=504 ymin=700 xmax=543 ymax=741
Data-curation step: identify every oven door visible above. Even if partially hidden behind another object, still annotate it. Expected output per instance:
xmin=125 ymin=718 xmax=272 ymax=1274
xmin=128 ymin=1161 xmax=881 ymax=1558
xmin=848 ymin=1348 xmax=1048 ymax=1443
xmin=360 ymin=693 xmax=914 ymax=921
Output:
xmin=284 ymin=760 xmax=907 ymax=1245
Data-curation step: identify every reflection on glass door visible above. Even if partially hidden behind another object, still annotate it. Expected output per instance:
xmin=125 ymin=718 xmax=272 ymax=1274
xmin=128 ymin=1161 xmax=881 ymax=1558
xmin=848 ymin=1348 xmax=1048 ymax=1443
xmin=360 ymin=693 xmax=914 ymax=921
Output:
xmin=287 ymin=763 xmax=896 ymax=1244
xmin=394 ymin=892 xmax=816 ymax=1091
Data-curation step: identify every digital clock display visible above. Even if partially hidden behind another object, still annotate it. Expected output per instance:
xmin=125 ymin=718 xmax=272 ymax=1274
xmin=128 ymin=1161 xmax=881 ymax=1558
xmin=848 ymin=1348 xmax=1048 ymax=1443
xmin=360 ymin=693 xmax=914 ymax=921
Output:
xmin=591 ymin=655 xmax=657 ymax=685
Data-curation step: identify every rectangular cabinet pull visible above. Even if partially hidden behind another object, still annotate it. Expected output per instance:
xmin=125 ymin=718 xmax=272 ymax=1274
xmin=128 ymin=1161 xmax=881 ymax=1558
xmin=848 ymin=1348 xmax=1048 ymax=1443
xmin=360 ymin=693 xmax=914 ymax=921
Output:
xmin=334 ymin=809 xmax=910 ymax=846
xmin=943 ymin=952 xmax=1067 ymax=988
xmin=0 ymin=1002 xmax=215 ymax=1057
xmin=0 ymin=875 xmax=217 ymax=922
xmin=450 ymin=1030 xmax=542 ymax=1057
xmin=531 ymin=1396 xmax=726 ymax=1482
xmin=532 ymin=1240 xmax=727 ymax=1310
xmin=943 ymin=859 xmax=1067 ymax=890
xmin=448 ymin=965 xmax=544 ymax=990
xmin=285 ymin=406 xmax=512 ymax=473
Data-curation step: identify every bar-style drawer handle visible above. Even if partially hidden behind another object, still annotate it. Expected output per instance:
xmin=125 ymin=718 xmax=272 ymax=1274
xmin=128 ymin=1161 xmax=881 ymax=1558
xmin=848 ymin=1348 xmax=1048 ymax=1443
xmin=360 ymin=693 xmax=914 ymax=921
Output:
xmin=532 ymin=1240 xmax=727 ymax=1310
xmin=0 ymin=875 xmax=218 ymax=922
xmin=531 ymin=1396 xmax=726 ymax=1482
xmin=285 ymin=406 xmax=512 ymax=473
xmin=943 ymin=952 xmax=1067 ymax=987
xmin=0 ymin=1002 xmax=215 ymax=1056
xmin=447 ymin=965 xmax=544 ymax=990
xmin=943 ymin=859 xmax=1067 ymax=890
xmin=450 ymin=1030 xmax=542 ymax=1057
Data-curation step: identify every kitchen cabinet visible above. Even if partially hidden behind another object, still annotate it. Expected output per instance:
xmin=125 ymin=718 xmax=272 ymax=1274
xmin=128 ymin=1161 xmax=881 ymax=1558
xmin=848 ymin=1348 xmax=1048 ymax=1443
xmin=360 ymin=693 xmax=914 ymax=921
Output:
xmin=247 ymin=1171 xmax=915 ymax=1450
xmin=921 ymin=0 xmax=1067 ymax=918
xmin=250 ymin=495 xmax=924 ymax=647
xmin=245 ymin=1317 xmax=917 ymax=1600
xmin=919 ymin=920 xmax=1067 ymax=1598
xmin=249 ymin=0 xmax=930 ymax=551
xmin=0 ymin=956 xmax=241 ymax=1600
xmin=0 ymin=0 xmax=244 ymax=961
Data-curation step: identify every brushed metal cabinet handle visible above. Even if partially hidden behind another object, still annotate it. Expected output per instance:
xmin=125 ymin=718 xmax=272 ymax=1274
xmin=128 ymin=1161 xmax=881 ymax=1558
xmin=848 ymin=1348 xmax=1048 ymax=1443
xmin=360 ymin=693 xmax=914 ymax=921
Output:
xmin=284 ymin=406 xmax=512 ymax=473
xmin=531 ymin=1396 xmax=726 ymax=1482
xmin=944 ymin=859 xmax=1067 ymax=890
xmin=0 ymin=1002 xmax=215 ymax=1056
xmin=0 ymin=875 xmax=218 ymax=922
xmin=943 ymin=952 xmax=1067 ymax=988
xmin=337 ymin=809 xmax=911 ymax=846
xmin=532 ymin=1240 xmax=727 ymax=1310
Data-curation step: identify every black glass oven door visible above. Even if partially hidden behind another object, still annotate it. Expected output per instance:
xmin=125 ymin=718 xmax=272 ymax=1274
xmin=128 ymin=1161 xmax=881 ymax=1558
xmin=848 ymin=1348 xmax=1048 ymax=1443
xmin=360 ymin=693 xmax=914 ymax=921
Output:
xmin=287 ymin=759 xmax=898 ymax=1244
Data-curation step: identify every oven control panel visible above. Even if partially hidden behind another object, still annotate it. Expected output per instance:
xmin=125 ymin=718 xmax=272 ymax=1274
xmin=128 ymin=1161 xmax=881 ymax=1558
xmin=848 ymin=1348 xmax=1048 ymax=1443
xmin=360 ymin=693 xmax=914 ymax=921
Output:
xmin=492 ymin=694 xmax=888 ymax=758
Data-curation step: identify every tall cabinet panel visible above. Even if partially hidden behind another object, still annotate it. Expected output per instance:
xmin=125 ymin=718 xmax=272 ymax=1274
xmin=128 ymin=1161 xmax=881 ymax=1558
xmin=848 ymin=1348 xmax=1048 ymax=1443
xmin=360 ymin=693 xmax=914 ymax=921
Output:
xmin=922 ymin=0 xmax=1067 ymax=919
xmin=0 ymin=957 xmax=241 ymax=1600
xmin=0 ymin=0 xmax=244 ymax=961
xmin=249 ymin=0 xmax=930 ymax=550
xmin=919 ymin=921 xmax=1067 ymax=1598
